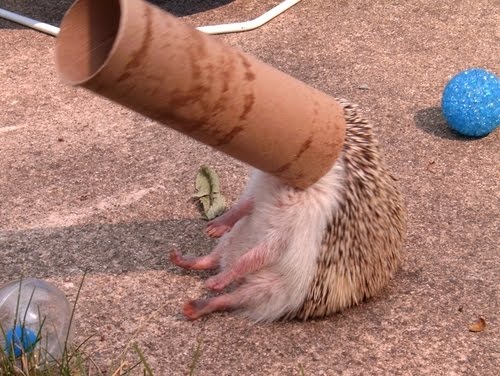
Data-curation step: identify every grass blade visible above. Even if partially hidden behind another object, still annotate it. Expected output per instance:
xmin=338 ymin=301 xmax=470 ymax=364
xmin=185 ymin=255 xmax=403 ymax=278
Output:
xmin=132 ymin=343 xmax=154 ymax=376
xmin=188 ymin=337 xmax=203 ymax=376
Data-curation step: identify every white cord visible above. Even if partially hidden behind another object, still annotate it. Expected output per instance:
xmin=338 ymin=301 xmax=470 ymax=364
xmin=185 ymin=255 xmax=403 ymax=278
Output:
xmin=0 ymin=0 xmax=303 ymax=37
xmin=197 ymin=0 xmax=302 ymax=34
xmin=0 ymin=8 xmax=60 ymax=36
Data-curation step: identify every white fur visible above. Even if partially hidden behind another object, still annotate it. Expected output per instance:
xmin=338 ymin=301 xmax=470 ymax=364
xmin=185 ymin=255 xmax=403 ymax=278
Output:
xmin=217 ymin=161 xmax=346 ymax=321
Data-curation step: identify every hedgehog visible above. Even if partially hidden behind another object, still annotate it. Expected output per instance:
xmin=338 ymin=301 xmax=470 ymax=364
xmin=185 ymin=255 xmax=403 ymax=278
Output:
xmin=170 ymin=99 xmax=407 ymax=321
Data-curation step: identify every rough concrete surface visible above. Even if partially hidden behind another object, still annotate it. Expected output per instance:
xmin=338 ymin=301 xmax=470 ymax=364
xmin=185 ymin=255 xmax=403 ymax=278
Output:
xmin=0 ymin=0 xmax=499 ymax=375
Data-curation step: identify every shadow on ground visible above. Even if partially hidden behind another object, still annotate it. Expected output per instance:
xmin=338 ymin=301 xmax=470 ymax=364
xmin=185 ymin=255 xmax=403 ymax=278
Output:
xmin=0 ymin=219 xmax=217 ymax=282
xmin=150 ymin=0 xmax=235 ymax=16
xmin=413 ymin=107 xmax=482 ymax=141
xmin=0 ymin=0 xmax=235 ymax=29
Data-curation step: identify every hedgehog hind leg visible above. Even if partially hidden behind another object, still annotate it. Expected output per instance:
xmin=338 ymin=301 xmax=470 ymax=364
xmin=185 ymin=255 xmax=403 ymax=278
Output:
xmin=204 ymin=242 xmax=270 ymax=291
xmin=205 ymin=198 xmax=254 ymax=238
xmin=183 ymin=295 xmax=235 ymax=320
xmin=169 ymin=248 xmax=221 ymax=270
xmin=183 ymin=272 xmax=291 ymax=322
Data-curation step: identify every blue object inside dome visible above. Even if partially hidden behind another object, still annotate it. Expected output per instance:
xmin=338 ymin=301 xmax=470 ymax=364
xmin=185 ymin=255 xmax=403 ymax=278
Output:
xmin=4 ymin=325 xmax=38 ymax=358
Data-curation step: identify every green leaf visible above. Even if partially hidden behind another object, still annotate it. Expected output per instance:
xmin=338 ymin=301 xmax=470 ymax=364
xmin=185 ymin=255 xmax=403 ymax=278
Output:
xmin=193 ymin=166 xmax=226 ymax=220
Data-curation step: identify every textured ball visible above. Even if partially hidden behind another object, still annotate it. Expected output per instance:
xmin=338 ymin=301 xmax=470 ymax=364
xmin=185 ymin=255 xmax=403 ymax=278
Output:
xmin=441 ymin=68 xmax=500 ymax=137
xmin=4 ymin=326 xmax=38 ymax=357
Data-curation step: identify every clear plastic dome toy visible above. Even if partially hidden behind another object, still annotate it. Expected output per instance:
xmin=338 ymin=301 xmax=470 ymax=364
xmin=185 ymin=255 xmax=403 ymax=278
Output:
xmin=0 ymin=278 xmax=74 ymax=361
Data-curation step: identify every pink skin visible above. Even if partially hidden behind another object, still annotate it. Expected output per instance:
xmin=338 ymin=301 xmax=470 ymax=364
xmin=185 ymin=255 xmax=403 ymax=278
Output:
xmin=172 ymin=196 xmax=278 ymax=320
xmin=183 ymin=294 xmax=236 ymax=320
xmin=178 ymin=243 xmax=273 ymax=320
xmin=169 ymin=249 xmax=220 ymax=270
xmin=171 ymin=240 xmax=272 ymax=320
xmin=204 ymin=243 xmax=268 ymax=291
xmin=171 ymin=243 xmax=268 ymax=290
xmin=205 ymin=198 xmax=253 ymax=238
xmin=169 ymin=199 xmax=254 ymax=270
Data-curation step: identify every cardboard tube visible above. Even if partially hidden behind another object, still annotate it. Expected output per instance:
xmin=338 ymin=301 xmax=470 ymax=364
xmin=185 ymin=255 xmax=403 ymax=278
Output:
xmin=55 ymin=0 xmax=346 ymax=189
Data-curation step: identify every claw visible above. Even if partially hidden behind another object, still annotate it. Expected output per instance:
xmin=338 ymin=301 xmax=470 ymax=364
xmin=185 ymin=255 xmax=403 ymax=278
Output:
xmin=182 ymin=296 xmax=233 ymax=320
xmin=169 ymin=248 xmax=220 ymax=270
xmin=204 ymin=277 xmax=225 ymax=292
xmin=169 ymin=249 xmax=184 ymax=266
xmin=183 ymin=300 xmax=205 ymax=320
xmin=205 ymin=223 xmax=231 ymax=238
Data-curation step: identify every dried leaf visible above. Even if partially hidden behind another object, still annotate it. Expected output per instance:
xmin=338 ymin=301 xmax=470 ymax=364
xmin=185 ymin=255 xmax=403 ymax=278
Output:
xmin=199 ymin=195 xmax=211 ymax=214
xmin=205 ymin=194 xmax=226 ymax=220
xmin=193 ymin=166 xmax=226 ymax=220
xmin=193 ymin=166 xmax=213 ymax=198
xmin=469 ymin=317 xmax=486 ymax=332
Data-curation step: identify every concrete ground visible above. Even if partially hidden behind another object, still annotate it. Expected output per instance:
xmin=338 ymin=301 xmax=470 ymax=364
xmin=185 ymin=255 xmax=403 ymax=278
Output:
xmin=0 ymin=0 xmax=498 ymax=374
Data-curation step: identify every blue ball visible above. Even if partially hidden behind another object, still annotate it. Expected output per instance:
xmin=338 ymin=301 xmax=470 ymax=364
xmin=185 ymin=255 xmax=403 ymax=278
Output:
xmin=4 ymin=325 xmax=38 ymax=357
xmin=441 ymin=68 xmax=500 ymax=137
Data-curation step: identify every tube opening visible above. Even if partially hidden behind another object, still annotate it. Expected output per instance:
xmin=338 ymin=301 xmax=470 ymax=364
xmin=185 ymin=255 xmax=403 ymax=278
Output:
xmin=56 ymin=0 xmax=121 ymax=84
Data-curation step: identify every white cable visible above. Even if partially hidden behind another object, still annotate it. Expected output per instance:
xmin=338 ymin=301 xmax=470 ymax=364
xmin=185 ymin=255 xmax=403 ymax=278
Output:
xmin=197 ymin=0 xmax=302 ymax=34
xmin=0 ymin=8 xmax=59 ymax=36
xmin=0 ymin=0 xmax=302 ymax=37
